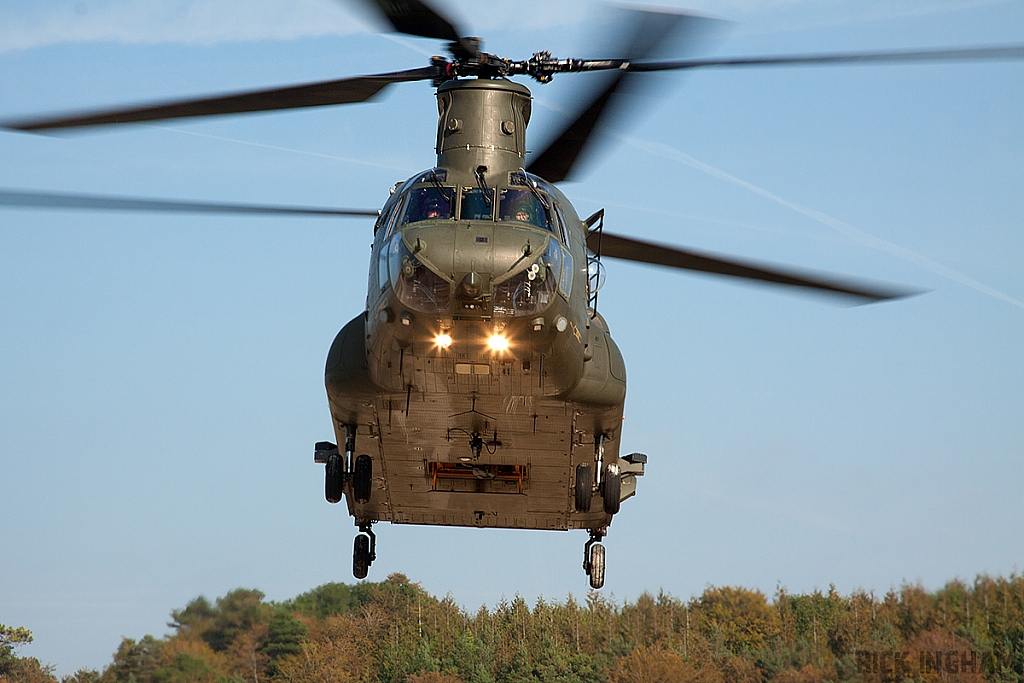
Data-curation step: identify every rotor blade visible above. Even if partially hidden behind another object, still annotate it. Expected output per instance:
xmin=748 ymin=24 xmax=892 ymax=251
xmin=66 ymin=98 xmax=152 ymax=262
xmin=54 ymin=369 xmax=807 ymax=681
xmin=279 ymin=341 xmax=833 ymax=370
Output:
xmin=358 ymin=0 xmax=461 ymax=42
xmin=588 ymin=231 xmax=917 ymax=303
xmin=0 ymin=188 xmax=378 ymax=217
xmin=527 ymin=42 xmax=1024 ymax=182
xmin=525 ymin=72 xmax=625 ymax=184
xmin=617 ymin=44 xmax=1024 ymax=73
xmin=526 ymin=9 xmax=721 ymax=183
xmin=350 ymin=0 xmax=476 ymax=57
xmin=2 ymin=66 xmax=437 ymax=132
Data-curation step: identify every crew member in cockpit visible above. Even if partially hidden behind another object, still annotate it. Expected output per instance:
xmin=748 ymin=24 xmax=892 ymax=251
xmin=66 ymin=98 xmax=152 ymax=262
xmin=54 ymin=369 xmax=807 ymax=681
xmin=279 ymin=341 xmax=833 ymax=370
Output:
xmin=501 ymin=189 xmax=550 ymax=231
xmin=404 ymin=188 xmax=450 ymax=224
xmin=425 ymin=197 xmax=442 ymax=219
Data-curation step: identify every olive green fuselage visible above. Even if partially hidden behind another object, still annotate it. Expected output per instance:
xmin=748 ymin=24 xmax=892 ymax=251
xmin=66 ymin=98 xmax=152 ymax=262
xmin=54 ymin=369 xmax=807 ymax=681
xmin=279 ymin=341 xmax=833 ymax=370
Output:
xmin=324 ymin=78 xmax=633 ymax=531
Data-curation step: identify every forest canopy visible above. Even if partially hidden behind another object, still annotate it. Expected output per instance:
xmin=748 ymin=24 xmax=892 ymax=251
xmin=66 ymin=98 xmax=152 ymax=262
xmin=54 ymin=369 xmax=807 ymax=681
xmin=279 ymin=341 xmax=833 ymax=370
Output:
xmin=2 ymin=573 xmax=1022 ymax=683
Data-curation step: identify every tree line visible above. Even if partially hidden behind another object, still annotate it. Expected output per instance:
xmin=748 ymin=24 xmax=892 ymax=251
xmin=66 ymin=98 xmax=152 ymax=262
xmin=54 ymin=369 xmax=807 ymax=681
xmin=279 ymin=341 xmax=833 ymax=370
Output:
xmin=2 ymin=572 xmax=1022 ymax=683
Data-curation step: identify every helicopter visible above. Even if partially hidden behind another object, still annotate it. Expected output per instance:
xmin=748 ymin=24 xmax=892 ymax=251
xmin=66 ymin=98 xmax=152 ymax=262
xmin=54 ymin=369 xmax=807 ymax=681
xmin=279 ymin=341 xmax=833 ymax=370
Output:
xmin=3 ymin=1 xmax=1023 ymax=590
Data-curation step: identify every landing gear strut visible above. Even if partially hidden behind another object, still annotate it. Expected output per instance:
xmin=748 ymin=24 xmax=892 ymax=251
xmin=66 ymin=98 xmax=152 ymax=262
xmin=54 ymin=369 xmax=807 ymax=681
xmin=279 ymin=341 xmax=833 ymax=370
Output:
xmin=583 ymin=528 xmax=607 ymax=589
xmin=353 ymin=520 xmax=376 ymax=579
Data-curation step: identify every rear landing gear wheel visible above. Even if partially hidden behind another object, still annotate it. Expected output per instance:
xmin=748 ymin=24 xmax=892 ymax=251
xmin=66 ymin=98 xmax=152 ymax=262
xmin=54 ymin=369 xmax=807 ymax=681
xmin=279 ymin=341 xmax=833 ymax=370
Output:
xmin=588 ymin=543 xmax=606 ymax=589
xmin=325 ymin=453 xmax=343 ymax=504
xmin=583 ymin=528 xmax=607 ymax=589
xmin=602 ymin=466 xmax=621 ymax=515
xmin=353 ymin=454 xmax=372 ymax=504
xmin=353 ymin=533 xmax=370 ymax=579
xmin=352 ymin=521 xmax=377 ymax=580
xmin=575 ymin=463 xmax=592 ymax=512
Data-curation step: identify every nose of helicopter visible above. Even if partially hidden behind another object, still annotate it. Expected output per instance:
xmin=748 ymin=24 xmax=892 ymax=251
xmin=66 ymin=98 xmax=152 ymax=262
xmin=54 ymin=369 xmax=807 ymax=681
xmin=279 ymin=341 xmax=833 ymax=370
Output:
xmin=397 ymin=221 xmax=553 ymax=291
xmin=461 ymin=271 xmax=484 ymax=297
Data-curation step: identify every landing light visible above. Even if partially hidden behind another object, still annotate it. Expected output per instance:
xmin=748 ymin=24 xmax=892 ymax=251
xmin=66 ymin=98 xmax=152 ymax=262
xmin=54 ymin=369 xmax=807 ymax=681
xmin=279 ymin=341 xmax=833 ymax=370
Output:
xmin=434 ymin=333 xmax=453 ymax=349
xmin=487 ymin=334 xmax=509 ymax=352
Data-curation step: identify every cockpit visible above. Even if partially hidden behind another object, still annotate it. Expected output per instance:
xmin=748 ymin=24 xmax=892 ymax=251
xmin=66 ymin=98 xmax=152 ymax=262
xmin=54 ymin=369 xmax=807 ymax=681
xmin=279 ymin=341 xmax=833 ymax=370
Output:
xmin=497 ymin=189 xmax=552 ymax=230
xmin=377 ymin=168 xmax=571 ymax=246
xmin=402 ymin=186 xmax=454 ymax=224
xmin=373 ymin=168 xmax=576 ymax=320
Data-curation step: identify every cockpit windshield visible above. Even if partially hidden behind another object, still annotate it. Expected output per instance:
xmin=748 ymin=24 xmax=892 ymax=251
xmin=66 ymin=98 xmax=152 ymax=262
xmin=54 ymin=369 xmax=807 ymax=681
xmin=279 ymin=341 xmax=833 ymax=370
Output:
xmin=498 ymin=189 xmax=553 ymax=232
xmin=400 ymin=187 xmax=454 ymax=226
xmin=460 ymin=188 xmax=494 ymax=221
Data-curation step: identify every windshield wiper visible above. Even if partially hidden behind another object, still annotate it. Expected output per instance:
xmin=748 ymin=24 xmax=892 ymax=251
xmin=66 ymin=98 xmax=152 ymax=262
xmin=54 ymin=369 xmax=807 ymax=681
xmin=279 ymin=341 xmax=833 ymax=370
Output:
xmin=516 ymin=168 xmax=551 ymax=211
xmin=429 ymin=170 xmax=453 ymax=205
xmin=474 ymin=165 xmax=493 ymax=207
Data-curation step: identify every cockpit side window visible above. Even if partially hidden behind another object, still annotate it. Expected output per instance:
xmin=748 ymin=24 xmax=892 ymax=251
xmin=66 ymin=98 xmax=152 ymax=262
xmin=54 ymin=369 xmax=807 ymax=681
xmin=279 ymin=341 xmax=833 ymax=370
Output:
xmin=498 ymin=188 xmax=553 ymax=233
xmin=384 ymin=194 xmax=406 ymax=238
xmin=374 ymin=203 xmax=394 ymax=234
xmin=460 ymin=187 xmax=494 ymax=221
xmin=400 ymin=187 xmax=454 ymax=226
xmin=552 ymin=203 xmax=570 ymax=247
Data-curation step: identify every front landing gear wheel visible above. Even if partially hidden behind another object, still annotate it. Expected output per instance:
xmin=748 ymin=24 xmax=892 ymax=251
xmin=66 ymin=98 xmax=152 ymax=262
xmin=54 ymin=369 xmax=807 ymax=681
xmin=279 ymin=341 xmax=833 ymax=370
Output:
xmin=353 ymin=534 xmax=370 ymax=579
xmin=602 ymin=466 xmax=621 ymax=515
xmin=575 ymin=463 xmax=593 ymax=512
xmin=353 ymin=454 xmax=372 ymax=504
xmin=588 ymin=544 xmax=606 ymax=589
xmin=325 ymin=453 xmax=343 ymax=504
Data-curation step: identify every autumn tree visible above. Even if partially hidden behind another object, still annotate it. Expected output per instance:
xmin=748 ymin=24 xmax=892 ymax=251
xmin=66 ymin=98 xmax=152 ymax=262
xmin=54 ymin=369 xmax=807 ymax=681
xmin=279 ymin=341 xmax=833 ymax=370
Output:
xmin=38 ymin=571 xmax=1023 ymax=683
xmin=0 ymin=625 xmax=34 ymax=677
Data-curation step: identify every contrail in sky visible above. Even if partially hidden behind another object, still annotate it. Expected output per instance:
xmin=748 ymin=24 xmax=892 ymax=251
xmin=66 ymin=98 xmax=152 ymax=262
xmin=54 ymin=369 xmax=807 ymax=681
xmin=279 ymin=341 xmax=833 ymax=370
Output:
xmin=143 ymin=125 xmax=416 ymax=173
xmin=622 ymin=135 xmax=1024 ymax=311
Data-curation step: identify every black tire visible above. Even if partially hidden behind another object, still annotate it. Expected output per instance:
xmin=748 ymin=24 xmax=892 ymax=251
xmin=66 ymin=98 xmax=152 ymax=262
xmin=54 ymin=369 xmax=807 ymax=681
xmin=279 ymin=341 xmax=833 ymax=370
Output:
xmin=575 ymin=463 xmax=592 ymax=512
xmin=602 ymin=468 xmax=621 ymax=515
xmin=353 ymin=454 xmax=372 ymax=504
xmin=353 ymin=534 xmax=370 ymax=579
xmin=325 ymin=453 xmax=343 ymax=504
xmin=589 ymin=543 xmax=606 ymax=589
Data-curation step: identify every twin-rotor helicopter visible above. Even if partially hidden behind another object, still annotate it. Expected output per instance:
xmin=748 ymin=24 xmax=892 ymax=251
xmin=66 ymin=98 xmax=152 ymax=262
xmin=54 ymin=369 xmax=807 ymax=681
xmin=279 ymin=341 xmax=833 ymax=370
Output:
xmin=3 ymin=0 xmax=1022 ymax=588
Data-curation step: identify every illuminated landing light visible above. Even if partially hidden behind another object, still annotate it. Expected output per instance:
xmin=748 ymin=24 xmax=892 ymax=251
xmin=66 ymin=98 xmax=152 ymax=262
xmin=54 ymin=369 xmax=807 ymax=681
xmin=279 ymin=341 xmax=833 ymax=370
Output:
xmin=487 ymin=334 xmax=510 ymax=352
xmin=434 ymin=333 xmax=453 ymax=349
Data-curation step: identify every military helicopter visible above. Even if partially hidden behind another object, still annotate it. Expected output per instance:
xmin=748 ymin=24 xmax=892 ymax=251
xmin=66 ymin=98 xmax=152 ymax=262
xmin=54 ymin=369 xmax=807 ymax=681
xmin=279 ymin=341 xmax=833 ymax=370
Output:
xmin=4 ymin=1 xmax=1023 ymax=589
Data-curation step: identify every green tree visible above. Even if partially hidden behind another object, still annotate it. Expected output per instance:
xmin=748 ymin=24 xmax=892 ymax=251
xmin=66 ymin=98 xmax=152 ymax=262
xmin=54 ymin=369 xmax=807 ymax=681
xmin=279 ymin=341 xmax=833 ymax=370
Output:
xmin=206 ymin=589 xmax=267 ymax=653
xmin=82 ymin=573 xmax=1024 ymax=683
xmin=60 ymin=668 xmax=101 ymax=683
xmin=170 ymin=597 xmax=216 ymax=641
xmin=0 ymin=625 xmax=34 ymax=677
xmin=263 ymin=612 xmax=307 ymax=672
xmin=697 ymin=587 xmax=780 ymax=655
xmin=171 ymin=589 xmax=268 ymax=653
xmin=285 ymin=584 xmax=353 ymax=620
xmin=100 ymin=636 xmax=162 ymax=683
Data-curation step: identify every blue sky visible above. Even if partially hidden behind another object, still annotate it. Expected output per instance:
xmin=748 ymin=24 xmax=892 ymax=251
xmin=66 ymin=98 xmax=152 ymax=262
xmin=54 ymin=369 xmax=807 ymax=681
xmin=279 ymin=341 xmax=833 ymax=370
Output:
xmin=1 ymin=0 xmax=1022 ymax=674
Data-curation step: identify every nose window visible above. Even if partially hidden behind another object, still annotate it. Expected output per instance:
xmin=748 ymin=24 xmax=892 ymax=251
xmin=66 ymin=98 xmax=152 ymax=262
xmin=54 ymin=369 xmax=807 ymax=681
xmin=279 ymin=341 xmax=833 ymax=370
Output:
xmin=498 ymin=189 xmax=553 ymax=233
xmin=400 ymin=187 xmax=454 ymax=225
xmin=460 ymin=187 xmax=494 ymax=220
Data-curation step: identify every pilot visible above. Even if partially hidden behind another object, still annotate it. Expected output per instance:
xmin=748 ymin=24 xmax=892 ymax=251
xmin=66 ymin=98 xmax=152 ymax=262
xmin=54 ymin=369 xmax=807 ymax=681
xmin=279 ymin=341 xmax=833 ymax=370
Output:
xmin=503 ymin=192 xmax=534 ymax=223
xmin=424 ymin=196 xmax=443 ymax=219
